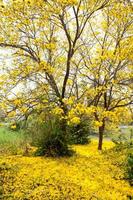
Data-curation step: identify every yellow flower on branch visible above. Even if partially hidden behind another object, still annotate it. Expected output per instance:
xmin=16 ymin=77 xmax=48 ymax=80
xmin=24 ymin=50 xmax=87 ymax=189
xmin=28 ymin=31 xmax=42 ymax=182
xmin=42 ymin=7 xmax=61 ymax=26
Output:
xmin=11 ymin=124 xmax=17 ymax=129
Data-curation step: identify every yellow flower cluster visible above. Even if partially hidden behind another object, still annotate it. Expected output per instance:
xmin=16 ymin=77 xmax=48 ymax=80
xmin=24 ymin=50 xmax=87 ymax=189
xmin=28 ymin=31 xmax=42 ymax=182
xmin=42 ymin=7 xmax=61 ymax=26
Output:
xmin=0 ymin=140 xmax=132 ymax=200
xmin=68 ymin=116 xmax=80 ymax=125
xmin=39 ymin=61 xmax=54 ymax=74
xmin=10 ymin=124 xmax=17 ymax=129
xmin=93 ymin=120 xmax=103 ymax=127
xmin=52 ymin=107 xmax=64 ymax=116
xmin=56 ymin=0 xmax=78 ymax=7
xmin=63 ymin=96 xmax=75 ymax=106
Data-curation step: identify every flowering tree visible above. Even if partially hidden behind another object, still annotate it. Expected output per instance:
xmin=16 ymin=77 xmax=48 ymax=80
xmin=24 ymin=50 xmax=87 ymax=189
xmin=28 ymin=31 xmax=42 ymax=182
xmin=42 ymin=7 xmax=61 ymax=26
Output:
xmin=0 ymin=0 xmax=132 ymax=151
xmin=78 ymin=1 xmax=133 ymax=149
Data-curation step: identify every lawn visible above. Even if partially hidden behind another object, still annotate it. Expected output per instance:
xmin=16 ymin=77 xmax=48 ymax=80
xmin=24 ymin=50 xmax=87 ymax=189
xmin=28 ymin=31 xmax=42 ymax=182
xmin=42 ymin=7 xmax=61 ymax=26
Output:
xmin=0 ymin=139 xmax=133 ymax=200
xmin=0 ymin=127 xmax=28 ymax=155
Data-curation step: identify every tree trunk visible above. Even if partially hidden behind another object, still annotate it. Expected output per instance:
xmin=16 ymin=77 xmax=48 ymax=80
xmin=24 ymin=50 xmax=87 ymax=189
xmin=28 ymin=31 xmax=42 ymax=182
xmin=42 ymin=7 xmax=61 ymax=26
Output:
xmin=98 ymin=124 xmax=105 ymax=150
xmin=60 ymin=118 xmax=67 ymax=133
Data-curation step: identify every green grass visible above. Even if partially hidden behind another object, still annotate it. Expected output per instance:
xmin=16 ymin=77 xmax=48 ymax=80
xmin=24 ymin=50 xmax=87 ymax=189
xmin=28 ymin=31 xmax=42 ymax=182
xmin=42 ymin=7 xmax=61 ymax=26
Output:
xmin=0 ymin=127 xmax=22 ymax=143
xmin=0 ymin=126 xmax=29 ymax=155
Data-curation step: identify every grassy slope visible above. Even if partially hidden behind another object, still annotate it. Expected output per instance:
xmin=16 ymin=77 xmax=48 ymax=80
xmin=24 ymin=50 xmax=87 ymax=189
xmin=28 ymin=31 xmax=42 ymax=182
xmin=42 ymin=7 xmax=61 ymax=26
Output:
xmin=0 ymin=140 xmax=133 ymax=200
xmin=0 ymin=127 xmax=27 ymax=155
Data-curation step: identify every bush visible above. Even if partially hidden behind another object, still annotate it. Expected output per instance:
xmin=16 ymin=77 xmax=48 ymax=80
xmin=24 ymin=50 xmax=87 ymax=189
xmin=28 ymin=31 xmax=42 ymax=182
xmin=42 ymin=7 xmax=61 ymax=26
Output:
xmin=126 ymin=130 xmax=133 ymax=186
xmin=28 ymin=116 xmax=73 ymax=157
xmin=111 ymin=134 xmax=127 ymax=145
xmin=127 ymin=152 xmax=133 ymax=186
xmin=9 ymin=120 xmax=28 ymax=131
xmin=111 ymin=128 xmax=133 ymax=146
xmin=68 ymin=121 xmax=91 ymax=145
xmin=111 ymin=129 xmax=133 ymax=186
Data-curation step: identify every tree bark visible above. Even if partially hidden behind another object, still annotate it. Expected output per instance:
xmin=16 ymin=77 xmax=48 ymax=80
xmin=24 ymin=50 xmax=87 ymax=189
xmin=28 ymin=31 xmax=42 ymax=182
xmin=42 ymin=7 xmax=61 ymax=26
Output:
xmin=98 ymin=123 xmax=105 ymax=150
xmin=59 ymin=100 xmax=68 ymax=134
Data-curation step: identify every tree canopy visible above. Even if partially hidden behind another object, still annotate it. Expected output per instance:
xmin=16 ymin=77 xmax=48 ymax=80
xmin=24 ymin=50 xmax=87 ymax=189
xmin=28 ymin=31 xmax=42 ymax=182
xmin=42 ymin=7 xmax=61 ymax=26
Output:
xmin=0 ymin=0 xmax=132 ymax=150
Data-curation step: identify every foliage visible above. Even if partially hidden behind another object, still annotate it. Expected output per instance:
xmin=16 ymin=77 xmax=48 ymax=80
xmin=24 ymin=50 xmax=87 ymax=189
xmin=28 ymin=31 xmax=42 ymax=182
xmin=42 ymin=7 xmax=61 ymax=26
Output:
xmin=9 ymin=121 xmax=21 ymax=131
xmin=27 ymin=115 xmax=73 ymax=157
xmin=125 ymin=129 xmax=133 ymax=186
xmin=68 ymin=121 xmax=91 ymax=145
xmin=27 ymin=112 xmax=90 ymax=155
xmin=112 ymin=133 xmax=130 ymax=145
xmin=111 ymin=141 xmax=133 ymax=188
xmin=127 ymin=152 xmax=133 ymax=186
xmin=111 ymin=127 xmax=133 ymax=145
xmin=110 ymin=127 xmax=133 ymax=187
xmin=0 ymin=140 xmax=132 ymax=200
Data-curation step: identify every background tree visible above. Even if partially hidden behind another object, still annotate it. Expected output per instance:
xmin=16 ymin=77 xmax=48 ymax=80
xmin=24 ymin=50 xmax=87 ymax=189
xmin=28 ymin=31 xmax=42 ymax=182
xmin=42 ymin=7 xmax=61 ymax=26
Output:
xmin=78 ymin=1 xmax=133 ymax=149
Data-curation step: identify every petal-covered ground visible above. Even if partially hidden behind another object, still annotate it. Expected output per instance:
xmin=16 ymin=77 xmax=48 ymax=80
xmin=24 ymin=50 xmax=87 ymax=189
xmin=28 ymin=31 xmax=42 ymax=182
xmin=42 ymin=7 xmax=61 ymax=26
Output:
xmin=0 ymin=140 xmax=132 ymax=200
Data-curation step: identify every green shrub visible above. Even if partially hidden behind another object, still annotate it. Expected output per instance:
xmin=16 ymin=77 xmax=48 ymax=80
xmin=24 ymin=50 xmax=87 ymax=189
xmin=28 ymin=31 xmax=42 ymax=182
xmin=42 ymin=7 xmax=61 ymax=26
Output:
xmin=9 ymin=120 xmax=28 ymax=131
xmin=111 ymin=134 xmax=128 ymax=145
xmin=112 ymin=129 xmax=133 ymax=186
xmin=126 ymin=130 xmax=133 ymax=186
xmin=126 ymin=151 xmax=133 ymax=186
xmin=68 ymin=121 xmax=91 ymax=145
xmin=28 ymin=116 xmax=73 ymax=157
xmin=111 ymin=128 xmax=133 ymax=146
